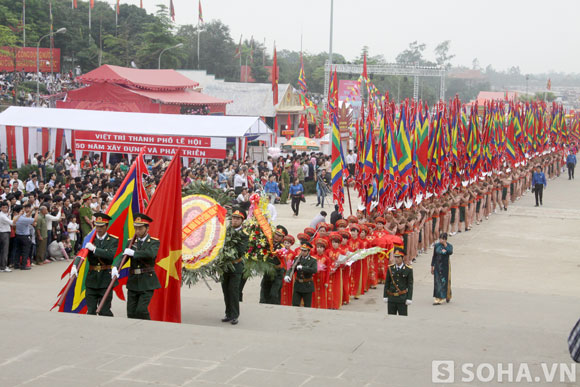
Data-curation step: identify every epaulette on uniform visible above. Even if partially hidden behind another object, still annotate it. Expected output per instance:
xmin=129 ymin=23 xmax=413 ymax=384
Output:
xmin=150 ymin=236 xmax=159 ymax=241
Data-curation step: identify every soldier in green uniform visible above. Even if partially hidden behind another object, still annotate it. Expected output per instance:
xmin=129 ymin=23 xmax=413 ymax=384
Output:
xmin=259 ymin=225 xmax=287 ymax=305
xmin=79 ymin=193 xmax=94 ymax=240
xmin=284 ymin=241 xmax=317 ymax=307
xmin=280 ymin=165 xmax=291 ymax=204
xmin=383 ymin=247 xmax=413 ymax=316
xmin=122 ymin=213 xmax=160 ymax=320
xmin=221 ymin=209 xmax=249 ymax=325
xmin=71 ymin=212 xmax=119 ymax=316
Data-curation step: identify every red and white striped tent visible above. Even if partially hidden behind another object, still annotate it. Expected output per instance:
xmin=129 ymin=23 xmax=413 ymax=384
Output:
xmin=0 ymin=107 xmax=272 ymax=168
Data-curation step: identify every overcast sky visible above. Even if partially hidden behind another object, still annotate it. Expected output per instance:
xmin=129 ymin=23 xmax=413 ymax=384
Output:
xmin=123 ymin=0 xmax=579 ymax=74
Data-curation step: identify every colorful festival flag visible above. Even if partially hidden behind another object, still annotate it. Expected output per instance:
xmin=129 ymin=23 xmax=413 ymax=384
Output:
xmin=198 ymin=0 xmax=203 ymax=23
xmin=148 ymin=150 xmax=183 ymax=323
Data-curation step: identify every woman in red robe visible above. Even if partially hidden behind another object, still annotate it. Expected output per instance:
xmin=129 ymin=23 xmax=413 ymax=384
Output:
xmin=348 ymin=224 xmax=363 ymax=299
xmin=359 ymin=225 xmax=370 ymax=293
xmin=311 ymin=238 xmax=329 ymax=309
xmin=326 ymin=233 xmax=343 ymax=309
xmin=338 ymin=230 xmax=351 ymax=305
xmin=280 ymin=235 xmax=296 ymax=306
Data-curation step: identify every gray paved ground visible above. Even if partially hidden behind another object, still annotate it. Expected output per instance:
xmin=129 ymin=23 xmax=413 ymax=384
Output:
xmin=0 ymin=172 xmax=579 ymax=386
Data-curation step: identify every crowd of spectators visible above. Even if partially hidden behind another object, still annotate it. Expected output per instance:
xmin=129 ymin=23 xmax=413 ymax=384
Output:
xmin=0 ymin=70 xmax=81 ymax=107
xmin=0 ymin=149 xmax=333 ymax=273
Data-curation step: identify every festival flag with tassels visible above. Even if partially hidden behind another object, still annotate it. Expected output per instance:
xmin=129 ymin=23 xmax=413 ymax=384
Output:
xmin=415 ymin=103 xmax=430 ymax=193
xmin=53 ymin=148 xmax=149 ymax=313
xmin=298 ymin=52 xmax=308 ymax=94
xmin=330 ymin=68 xmax=345 ymax=212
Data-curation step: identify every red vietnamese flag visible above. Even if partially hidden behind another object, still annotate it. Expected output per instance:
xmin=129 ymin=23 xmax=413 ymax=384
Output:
xmin=147 ymin=150 xmax=183 ymax=323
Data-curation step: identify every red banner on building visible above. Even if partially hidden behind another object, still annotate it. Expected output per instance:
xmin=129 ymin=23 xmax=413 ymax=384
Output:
xmin=0 ymin=47 xmax=61 ymax=72
xmin=74 ymin=130 xmax=227 ymax=159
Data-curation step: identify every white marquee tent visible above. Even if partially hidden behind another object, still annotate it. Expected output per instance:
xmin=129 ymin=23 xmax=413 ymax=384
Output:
xmin=0 ymin=107 xmax=273 ymax=167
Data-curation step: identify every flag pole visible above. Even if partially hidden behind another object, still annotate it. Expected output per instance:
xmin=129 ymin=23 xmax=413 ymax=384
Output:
xmin=196 ymin=21 xmax=201 ymax=69
xmin=346 ymin=183 xmax=353 ymax=216
xmin=22 ymin=0 xmax=26 ymax=47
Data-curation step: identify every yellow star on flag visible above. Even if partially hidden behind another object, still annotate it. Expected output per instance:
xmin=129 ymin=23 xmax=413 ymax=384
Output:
xmin=156 ymin=249 xmax=182 ymax=287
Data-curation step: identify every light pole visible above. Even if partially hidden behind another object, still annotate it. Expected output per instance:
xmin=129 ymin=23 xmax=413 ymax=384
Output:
xmin=158 ymin=43 xmax=184 ymax=69
xmin=36 ymin=27 xmax=66 ymax=106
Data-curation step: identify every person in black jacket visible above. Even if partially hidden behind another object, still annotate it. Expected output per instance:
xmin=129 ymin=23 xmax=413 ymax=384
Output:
xmin=330 ymin=204 xmax=342 ymax=226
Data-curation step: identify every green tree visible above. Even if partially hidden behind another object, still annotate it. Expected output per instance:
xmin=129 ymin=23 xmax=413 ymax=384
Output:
xmin=434 ymin=40 xmax=454 ymax=70
xmin=136 ymin=5 xmax=185 ymax=69
xmin=396 ymin=41 xmax=426 ymax=64
xmin=176 ymin=20 xmax=238 ymax=80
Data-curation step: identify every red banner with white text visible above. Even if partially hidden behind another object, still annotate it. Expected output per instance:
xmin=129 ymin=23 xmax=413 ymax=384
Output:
xmin=73 ymin=130 xmax=227 ymax=159
xmin=0 ymin=47 xmax=61 ymax=72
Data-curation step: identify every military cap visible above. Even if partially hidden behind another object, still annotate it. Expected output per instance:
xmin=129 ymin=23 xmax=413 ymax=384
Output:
xmin=283 ymin=235 xmax=295 ymax=244
xmin=82 ymin=193 xmax=93 ymax=201
xmin=300 ymin=241 xmax=313 ymax=250
xmin=394 ymin=247 xmax=406 ymax=257
xmin=94 ymin=212 xmax=112 ymax=226
xmin=274 ymin=225 xmax=288 ymax=236
xmin=133 ymin=213 xmax=153 ymax=227
xmin=375 ymin=216 xmax=386 ymax=224
xmin=231 ymin=208 xmax=247 ymax=220
xmin=336 ymin=219 xmax=348 ymax=228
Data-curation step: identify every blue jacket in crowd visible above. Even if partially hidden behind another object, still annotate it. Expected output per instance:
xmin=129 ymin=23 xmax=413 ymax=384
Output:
xmin=264 ymin=181 xmax=281 ymax=196
xmin=532 ymin=171 xmax=547 ymax=186
xmin=566 ymin=154 xmax=577 ymax=165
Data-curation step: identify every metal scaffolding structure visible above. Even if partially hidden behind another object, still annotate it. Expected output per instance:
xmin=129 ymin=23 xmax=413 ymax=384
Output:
xmin=324 ymin=61 xmax=446 ymax=103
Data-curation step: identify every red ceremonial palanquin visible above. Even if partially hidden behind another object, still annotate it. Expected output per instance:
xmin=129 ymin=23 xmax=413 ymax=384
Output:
xmin=280 ymin=248 xmax=295 ymax=306
xmin=326 ymin=245 xmax=343 ymax=309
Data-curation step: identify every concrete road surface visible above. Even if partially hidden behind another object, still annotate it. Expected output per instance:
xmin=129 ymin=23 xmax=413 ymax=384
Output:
xmin=0 ymin=172 xmax=579 ymax=386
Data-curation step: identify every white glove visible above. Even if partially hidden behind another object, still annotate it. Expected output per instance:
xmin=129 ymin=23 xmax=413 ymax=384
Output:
xmin=124 ymin=248 xmax=135 ymax=257
xmin=111 ymin=266 xmax=119 ymax=279
xmin=296 ymin=264 xmax=303 ymax=271
xmin=284 ymin=276 xmax=291 ymax=283
xmin=85 ymin=242 xmax=96 ymax=252
xmin=70 ymin=264 xmax=78 ymax=277
xmin=405 ymin=299 xmax=412 ymax=305
xmin=383 ymin=297 xmax=388 ymax=303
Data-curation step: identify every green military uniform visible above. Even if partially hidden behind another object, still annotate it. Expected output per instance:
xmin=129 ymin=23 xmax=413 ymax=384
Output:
xmin=287 ymin=244 xmax=318 ymax=307
xmin=221 ymin=210 xmax=249 ymax=324
xmin=259 ymin=241 xmax=285 ymax=304
xmin=280 ymin=168 xmax=290 ymax=204
xmin=384 ymin=261 xmax=414 ymax=316
xmin=83 ymin=233 xmax=118 ymax=316
xmin=79 ymin=196 xmax=93 ymax=240
xmin=126 ymin=214 xmax=160 ymax=320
